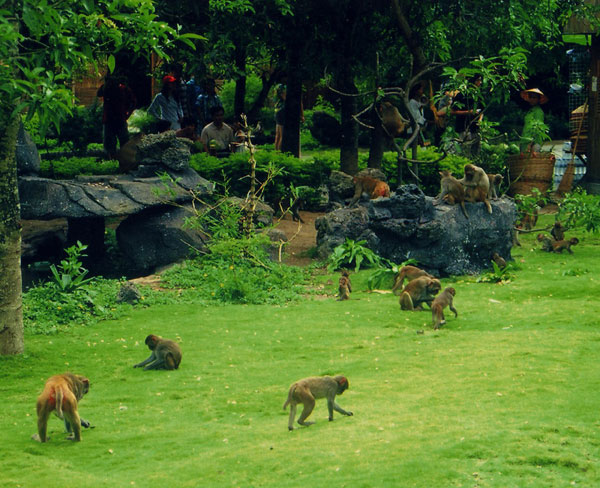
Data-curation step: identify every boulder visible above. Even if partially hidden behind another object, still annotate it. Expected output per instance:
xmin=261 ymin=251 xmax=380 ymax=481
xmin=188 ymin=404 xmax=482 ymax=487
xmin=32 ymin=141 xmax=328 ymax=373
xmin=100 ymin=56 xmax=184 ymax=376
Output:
xmin=16 ymin=124 xmax=41 ymax=176
xmin=316 ymin=184 xmax=517 ymax=276
xmin=328 ymin=170 xmax=355 ymax=202
xmin=116 ymin=205 xmax=209 ymax=274
xmin=116 ymin=282 xmax=142 ymax=304
xmin=136 ymin=131 xmax=192 ymax=171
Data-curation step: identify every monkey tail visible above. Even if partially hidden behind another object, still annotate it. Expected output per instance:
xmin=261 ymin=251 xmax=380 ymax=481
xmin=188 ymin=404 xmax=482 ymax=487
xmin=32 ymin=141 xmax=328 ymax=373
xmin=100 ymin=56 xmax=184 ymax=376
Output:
xmin=54 ymin=387 xmax=64 ymax=419
xmin=283 ymin=386 xmax=296 ymax=410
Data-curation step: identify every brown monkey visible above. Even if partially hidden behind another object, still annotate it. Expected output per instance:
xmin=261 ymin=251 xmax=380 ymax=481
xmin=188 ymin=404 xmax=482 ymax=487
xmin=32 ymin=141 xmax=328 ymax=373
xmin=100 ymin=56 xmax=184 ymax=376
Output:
xmin=459 ymin=163 xmax=492 ymax=214
xmin=519 ymin=208 xmax=539 ymax=230
xmin=32 ymin=373 xmax=90 ymax=442
xmin=437 ymin=170 xmax=469 ymax=218
xmin=399 ymin=276 xmax=442 ymax=311
xmin=551 ymin=221 xmax=565 ymax=241
xmin=431 ymin=287 xmax=458 ymax=329
xmin=283 ymin=375 xmax=353 ymax=431
xmin=487 ymin=173 xmax=503 ymax=199
xmin=117 ymin=132 xmax=143 ymax=172
xmin=552 ymin=237 xmax=579 ymax=254
xmin=536 ymin=233 xmax=553 ymax=252
xmin=349 ymin=176 xmax=390 ymax=206
xmin=379 ymin=101 xmax=408 ymax=137
xmin=492 ymin=252 xmax=506 ymax=268
xmin=391 ymin=265 xmax=433 ymax=294
xmin=134 ymin=334 xmax=182 ymax=370
xmin=337 ymin=270 xmax=351 ymax=301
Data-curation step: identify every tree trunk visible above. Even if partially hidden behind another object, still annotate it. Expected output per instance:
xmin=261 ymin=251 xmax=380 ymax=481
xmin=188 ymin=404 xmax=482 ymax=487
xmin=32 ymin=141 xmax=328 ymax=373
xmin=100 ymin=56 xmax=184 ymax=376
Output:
xmin=339 ymin=78 xmax=359 ymax=175
xmin=368 ymin=109 xmax=385 ymax=169
xmin=391 ymin=0 xmax=428 ymax=74
xmin=0 ymin=106 xmax=24 ymax=355
xmin=246 ymin=68 xmax=281 ymax=123
xmin=281 ymin=45 xmax=302 ymax=157
xmin=233 ymin=42 xmax=247 ymax=118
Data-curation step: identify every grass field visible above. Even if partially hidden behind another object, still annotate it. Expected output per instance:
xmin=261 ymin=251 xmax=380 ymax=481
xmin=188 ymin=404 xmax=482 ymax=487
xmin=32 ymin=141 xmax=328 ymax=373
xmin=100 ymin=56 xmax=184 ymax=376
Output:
xmin=1 ymin=216 xmax=599 ymax=487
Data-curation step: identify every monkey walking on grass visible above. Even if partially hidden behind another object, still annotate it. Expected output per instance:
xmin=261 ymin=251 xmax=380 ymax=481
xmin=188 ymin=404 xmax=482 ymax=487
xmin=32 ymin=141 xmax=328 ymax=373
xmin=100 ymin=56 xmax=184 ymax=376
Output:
xmin=283 ymin=375 xmax=353 ymax=431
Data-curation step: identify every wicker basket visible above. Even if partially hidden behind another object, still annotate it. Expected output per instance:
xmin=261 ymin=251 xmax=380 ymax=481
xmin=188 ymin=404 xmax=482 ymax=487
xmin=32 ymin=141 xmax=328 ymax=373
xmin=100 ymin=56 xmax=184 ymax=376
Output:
xmin=507 ymin=152 xmax=555 ymax=196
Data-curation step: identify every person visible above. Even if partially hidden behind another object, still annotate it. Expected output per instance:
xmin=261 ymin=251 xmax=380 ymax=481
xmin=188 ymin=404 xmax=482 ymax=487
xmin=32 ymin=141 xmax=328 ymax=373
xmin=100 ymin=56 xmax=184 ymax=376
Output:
xmin=520 ymin=88 xmax=549 ymax=154
xmin=148 ymin=75 xmax=183 ymax=131
xmin=407 ymin=82 xmax=428 ymax=146
xmin=273 ymin=83 xmax=286 ymax=151
xmin=196 ymin=78 xmax=223 ymax=132
xmin=96 ymin=75 xmax=136 ymax=160
xmin=431 ymin=83 xmax=457 ymax=146
xmin=200 ymin=105 xmax=234 ymax=156
xmin=451 ymin=75 xmax=483 ymax=156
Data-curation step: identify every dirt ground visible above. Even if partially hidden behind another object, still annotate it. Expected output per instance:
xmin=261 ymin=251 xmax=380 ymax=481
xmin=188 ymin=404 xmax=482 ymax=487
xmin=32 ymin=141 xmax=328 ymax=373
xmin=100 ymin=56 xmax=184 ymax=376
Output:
xmin=273 ymin=210 xmax=322 ymax=266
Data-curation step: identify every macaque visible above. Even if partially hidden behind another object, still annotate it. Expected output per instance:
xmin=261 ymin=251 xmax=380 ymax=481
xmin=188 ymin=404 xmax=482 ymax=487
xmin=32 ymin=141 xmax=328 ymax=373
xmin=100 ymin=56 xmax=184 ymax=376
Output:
xmin=487 ymin=174 xmax=503 ymax=199
xmin=391 ymin=265 xmax=433 ymax=295
xmin=436 ymin=170 xmax=469 ymax=218
xmin=399 ymin=276 xmax=442 ymax=311
xmin=117 ymin=132 xmax=143 ymax=173
xmin=492 ymin=252 xmax=506 ymax=268
xmin=283 ymin=375 xmax=353 ymax=431
xmin=519 ymin=208 xmax=539 ymax=230
xmin=32 ymin=373 xmax=90 ymax=442
xmin=552 ymin=237 xmax=579 ymax=254
xmin=459 ymin=163 xmax=492 ymax=214
xmin=277 ymin=195 xmax=304 ymax=223
xmin=431 ymin=287 xmax=458 ymax=329
xmin=134 ymin=334 xmax=182 ymax=370
xmin=536 ymin=233 xmax=553 ymax=252
xmin=379 ymin=101 xmax=408 ymax=137
xmin=349 ymin=176 xmax=390 ymax=206
xmin=551 ymin=221 xmax=565 ymax=241
xmin=337 ymin=270 xmax=351 ymax=301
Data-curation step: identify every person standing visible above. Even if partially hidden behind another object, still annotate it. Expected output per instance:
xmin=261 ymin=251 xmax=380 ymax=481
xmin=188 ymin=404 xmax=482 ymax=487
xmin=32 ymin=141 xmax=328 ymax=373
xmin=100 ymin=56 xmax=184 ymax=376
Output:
xmin=273 ymin=83 xmax=286 ymax=151
xmin=97 ymin=75 xmax=136 ymax=160
xmin=520 ymin=88 xmax=548 ymax=154
xmin=148 ymin=75 xmax=183 ymax=131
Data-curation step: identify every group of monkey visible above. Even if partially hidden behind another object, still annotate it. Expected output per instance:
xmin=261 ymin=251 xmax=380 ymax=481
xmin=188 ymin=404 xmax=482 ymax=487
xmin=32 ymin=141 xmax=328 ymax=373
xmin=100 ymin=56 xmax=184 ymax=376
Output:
xmin=536 ymin=221 xmax=579 ymax=254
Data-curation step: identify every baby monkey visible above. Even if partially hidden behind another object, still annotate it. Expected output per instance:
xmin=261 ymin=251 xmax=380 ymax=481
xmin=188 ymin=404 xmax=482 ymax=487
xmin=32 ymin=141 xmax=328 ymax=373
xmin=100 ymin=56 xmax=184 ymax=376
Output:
xmin=337 ymin=270 xmax=352 ymax=300
xmin=134 ymin=334 xmax=182 ymax=370
xmin=552 ymin=237 xmax=579 ymax=254
xmin=283 ymin=375 xmax=353 ymax=431
xmin=536 ymin=233 xmax=553 ymax=252
xmin=431 ymin=287 xmax=458 ymax=329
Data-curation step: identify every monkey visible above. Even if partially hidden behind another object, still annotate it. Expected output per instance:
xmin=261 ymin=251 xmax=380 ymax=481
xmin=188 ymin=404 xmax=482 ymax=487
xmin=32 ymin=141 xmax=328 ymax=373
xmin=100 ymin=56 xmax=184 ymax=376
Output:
xmin=133 ymin=334 xmax=182 ymax=370
xmin=458 ymin=163 xmax=492 ymax=214
xmin=399 ymin=276 xmax=442 ymax=311
xmin=117 ymin=132 xmax=143 ymax=173
xmin=536 ymin=233 xmax=553 ymax=252
xmin=552 ymin=237 xmax=579 ymax=254
xmin=492 ymin=252 xmax=506 ymax=269
xmin=431 ymin=287 xmax=458 ymax=329
xmin=551 ymin=221 xmax=565 ymax=241
xmin=32 ymin=373 xmax=90 ymax=442
xmin=349 ymin=176 xmax=390 ymax=206
xmin=283 ymin=375 xmax=353 ymax=431
xmin=379 ymin=101 xmax=408 ymax=137
xmin=519 ymin=207 xmax=539 ymax=230
xmin=436 ymin=170 xmax=469 ymax=218
xmin=391 ymin=265 xmax=433 ymax=295
xmin=337 ymin=270 xmax=351 ymax=301
xmin=487 ymin=173 xmax=504 ymax=199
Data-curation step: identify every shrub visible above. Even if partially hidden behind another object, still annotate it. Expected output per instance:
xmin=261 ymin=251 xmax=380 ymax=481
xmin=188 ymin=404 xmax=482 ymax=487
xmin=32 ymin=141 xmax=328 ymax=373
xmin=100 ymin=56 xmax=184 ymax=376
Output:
xmin=53 ymin=102 xmax=103 ymax=153
xmin=39 ymin=156 xmax=119 ymax=178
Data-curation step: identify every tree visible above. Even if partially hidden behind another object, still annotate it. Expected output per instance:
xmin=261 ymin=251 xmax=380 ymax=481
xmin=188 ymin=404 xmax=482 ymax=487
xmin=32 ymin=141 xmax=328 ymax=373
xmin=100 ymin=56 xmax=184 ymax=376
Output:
xmin=0 ymin=0 xmax=197 ymax=355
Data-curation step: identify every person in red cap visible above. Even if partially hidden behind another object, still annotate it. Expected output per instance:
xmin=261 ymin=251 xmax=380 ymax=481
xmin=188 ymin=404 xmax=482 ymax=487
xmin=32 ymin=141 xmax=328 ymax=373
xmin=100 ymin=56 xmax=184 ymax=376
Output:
xmin=148 ymin=75 xmax=184 ymax=131
xmin=520 ymin=88 xmax=549 ymax=154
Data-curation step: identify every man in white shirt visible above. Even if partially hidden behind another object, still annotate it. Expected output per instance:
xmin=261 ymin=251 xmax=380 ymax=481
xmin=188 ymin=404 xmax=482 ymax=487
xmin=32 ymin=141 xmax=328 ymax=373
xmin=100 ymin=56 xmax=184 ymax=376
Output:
xmin=200 ymin=106 xmax=234 ymax=155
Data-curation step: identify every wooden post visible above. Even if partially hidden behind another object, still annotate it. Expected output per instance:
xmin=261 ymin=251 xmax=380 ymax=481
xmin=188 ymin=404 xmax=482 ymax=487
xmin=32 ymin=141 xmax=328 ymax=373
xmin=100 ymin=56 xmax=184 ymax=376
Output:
xmin=584 ymin=35 xmax=600 ymax=191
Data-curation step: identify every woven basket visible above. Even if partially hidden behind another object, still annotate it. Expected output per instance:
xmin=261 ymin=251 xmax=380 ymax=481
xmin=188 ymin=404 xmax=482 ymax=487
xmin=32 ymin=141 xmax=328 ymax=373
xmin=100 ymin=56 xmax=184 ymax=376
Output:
xmin=507 ymin=152 xmax=555 ymax=196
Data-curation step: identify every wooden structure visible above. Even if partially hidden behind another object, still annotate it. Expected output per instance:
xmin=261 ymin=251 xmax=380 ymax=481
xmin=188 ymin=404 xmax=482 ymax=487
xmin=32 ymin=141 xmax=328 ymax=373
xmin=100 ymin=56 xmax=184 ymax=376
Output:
xmin=564 ymin=1 xmax=600 ymax=193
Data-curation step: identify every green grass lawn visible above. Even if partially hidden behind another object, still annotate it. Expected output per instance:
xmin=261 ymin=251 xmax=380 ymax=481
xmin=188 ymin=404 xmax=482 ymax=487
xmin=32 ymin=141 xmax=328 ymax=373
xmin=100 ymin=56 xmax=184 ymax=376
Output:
xmin=2 ymin=216 xmax=600 ymax=487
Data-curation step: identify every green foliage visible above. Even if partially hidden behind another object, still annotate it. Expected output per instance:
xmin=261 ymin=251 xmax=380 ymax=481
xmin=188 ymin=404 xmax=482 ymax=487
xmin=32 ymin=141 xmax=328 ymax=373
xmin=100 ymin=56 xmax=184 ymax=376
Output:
xmin=51 ymin=103 xmax=103 ymax=153
xmin=190 ymin=149 xmax=335 ymax=203
xmin=476 ymin=260 xmax=515 ymax=284
xmin=127 ymin=109 xmax=158 ymax=134
xmin=327 ymin=238 xmax=382 ymax=273
xmin=558 ymin=188 xmax=600 ymax=233
xmin=49 ymin=241 xmax=93 ymax=292
xmin=39 ymin=156 xmax=119 ymax=178
xmin=219 ymin=74 xmax=264 ymax=118
xmin=514 ymin=188 xmax=548 ymax=224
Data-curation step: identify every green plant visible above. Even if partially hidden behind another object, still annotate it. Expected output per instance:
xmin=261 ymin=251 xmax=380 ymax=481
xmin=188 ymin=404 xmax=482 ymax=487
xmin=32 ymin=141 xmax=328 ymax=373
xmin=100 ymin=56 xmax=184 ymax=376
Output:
xmin=476 ymin=260 xmax=515 ymax=283
xmin=327 ymin=238 xmax=383 ymax=272
xmin=49 ymin=241 xmax=93 ymax=292
xmin=514 ymin=188 xmax=549 ymax=225
xmin=557 ymin=188 xmax=600 ymax=233
xmin=39 ymin=156 xmax=119 ymax=178
xmin=367 ymin=258 xmax=418 ymax=290
xmin=52 ymin=102 xmax=103 ymax=154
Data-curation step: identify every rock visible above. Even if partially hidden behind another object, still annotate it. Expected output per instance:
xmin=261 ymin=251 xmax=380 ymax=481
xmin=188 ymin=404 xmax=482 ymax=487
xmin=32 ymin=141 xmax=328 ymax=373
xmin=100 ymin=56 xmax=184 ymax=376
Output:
xmin=357 ymin=168 xmax=387 ymax=181
xmin=316 ymin=184 xmax=517 ymax=275
xmin=116 ymin=282 xmax=142 ymax=304
xmin=136 ymin=131 xmax=191 ymax=171
xmin=116 ymin=205 xmax=209 ymax=274
xmin=16 ymin=124 xmax=41 ymax=176
xmin=328 ymin=170 xmax=355 ymax=202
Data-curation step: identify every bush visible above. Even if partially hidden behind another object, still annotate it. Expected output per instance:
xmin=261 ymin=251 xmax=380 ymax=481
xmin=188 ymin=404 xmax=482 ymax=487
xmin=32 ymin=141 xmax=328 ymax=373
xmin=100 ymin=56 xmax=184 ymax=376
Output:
xmin=220 ymin=75 xmax=264 ymax=119
xmin=39 ymin=156 xmax=119 ymax=178
xmin=53 ymin=103 xmax=103 ymax=153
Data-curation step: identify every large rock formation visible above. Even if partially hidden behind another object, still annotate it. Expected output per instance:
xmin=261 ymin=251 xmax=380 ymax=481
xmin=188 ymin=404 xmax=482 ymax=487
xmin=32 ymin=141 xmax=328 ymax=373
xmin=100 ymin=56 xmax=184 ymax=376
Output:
xmin=315 ymin=184 xmax=517 ymax=276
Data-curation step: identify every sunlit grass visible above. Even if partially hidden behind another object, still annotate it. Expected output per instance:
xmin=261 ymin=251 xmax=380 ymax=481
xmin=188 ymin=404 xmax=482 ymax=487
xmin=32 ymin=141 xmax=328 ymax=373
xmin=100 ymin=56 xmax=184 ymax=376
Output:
xmin=1 ymin=214 xmax=599 ymax=487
